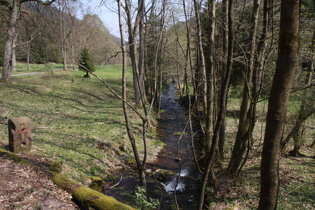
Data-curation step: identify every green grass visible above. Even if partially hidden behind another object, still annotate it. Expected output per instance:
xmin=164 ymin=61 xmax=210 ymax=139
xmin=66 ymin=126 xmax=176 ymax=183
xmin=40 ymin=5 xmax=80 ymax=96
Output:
xmin=0 ymin=65 xmax=158 ymax=185
xmin=207 ymin=94 xmax=315 ymax=210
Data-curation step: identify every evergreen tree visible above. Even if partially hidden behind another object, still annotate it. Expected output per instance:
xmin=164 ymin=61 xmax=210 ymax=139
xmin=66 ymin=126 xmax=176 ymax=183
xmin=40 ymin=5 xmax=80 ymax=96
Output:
xmin=79 ymin=48 xmax=95 ymax=78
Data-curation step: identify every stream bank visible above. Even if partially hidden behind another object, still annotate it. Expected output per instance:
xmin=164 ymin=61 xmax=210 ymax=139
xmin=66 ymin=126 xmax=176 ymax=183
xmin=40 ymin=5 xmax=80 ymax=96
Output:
xmin=105 ymin=83 xmax=202 ymax=209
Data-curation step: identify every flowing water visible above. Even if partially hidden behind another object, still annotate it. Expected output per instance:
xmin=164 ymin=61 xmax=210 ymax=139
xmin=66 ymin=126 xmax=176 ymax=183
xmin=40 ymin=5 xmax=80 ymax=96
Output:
xmin=105 ymin=83 xmax=201 ymax=209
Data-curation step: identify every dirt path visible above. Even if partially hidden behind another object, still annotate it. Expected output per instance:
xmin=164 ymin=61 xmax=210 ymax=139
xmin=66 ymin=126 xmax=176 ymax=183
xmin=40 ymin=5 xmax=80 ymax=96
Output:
xmin=10 ymin=69 xmax=64 ymax=77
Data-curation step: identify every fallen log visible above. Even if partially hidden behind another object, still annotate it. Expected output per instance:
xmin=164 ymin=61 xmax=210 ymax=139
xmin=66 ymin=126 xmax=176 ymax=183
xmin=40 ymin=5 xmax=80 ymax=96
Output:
xmin=52 ymin=173 xmax=135 ymax=210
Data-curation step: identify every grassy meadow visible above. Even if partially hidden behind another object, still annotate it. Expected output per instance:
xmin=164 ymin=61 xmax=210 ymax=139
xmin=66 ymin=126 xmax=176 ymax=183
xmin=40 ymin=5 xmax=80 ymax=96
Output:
xmin=0 ymin=64 xmax=159 ymax=185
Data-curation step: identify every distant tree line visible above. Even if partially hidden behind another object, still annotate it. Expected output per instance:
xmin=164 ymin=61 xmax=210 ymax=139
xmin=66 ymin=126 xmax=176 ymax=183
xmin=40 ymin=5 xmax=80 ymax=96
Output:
xmin=0 ymin=1 xmax=120 ymax=70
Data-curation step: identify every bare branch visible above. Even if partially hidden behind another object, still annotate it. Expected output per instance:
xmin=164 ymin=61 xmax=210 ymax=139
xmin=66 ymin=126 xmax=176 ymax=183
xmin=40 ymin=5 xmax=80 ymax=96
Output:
xmin=75 ymin=62 xmax=145 ymax=121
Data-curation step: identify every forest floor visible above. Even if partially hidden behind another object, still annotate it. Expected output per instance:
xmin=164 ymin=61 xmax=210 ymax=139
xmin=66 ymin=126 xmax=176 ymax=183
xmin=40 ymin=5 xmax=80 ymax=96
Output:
xmin=0 ymin=150 xmax=79 ymax=209
xmin=206 ymin=145 xmax=315 ymax=210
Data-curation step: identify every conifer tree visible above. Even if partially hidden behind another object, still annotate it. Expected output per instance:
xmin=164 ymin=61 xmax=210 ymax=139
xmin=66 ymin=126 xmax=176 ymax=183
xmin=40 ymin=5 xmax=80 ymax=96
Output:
xmin=79 ymin=48 xmax=95 ymax=78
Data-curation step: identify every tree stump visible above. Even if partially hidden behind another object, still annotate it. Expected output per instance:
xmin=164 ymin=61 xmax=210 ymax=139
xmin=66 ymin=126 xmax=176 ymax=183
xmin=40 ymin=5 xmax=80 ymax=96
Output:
xmin=8 ymin=117 xmax=32 ymax=153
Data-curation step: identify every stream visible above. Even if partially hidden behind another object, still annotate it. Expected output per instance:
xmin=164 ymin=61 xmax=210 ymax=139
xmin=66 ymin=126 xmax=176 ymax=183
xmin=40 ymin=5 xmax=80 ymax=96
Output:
xmin=105 ymin=83 xmax=201 ymax=209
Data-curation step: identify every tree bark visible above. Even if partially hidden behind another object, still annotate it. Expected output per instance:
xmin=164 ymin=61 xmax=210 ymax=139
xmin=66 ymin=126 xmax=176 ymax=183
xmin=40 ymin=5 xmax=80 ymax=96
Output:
xmin=1 ymin=0 xmax=55 ymax=82
xmin=282 ymin=28 xmax=315 ymax=155
xmin=119 ymin=0 xmax=146 ymax=188
xmin=218 ymin=0 xmax=228 ymax=159
xmin=204 ymin=0 xmax=216 ymax=154
xmin=1 ymin=0 xmax=19 ymax=82
xmin=281 ymin=82 xmax=315 ymax=154
xmin=198 ymin=0 xmax=235 ymax=209
xmin=125 ymin=0 xmax=146 ymax=108
xmin=26 ymin=42 xmax=31 ymax=71
xmin=193 ymin=0 xmax=207 ymax=110
xmin=228 ymin=0 xmax=262 ymax=176
xmin=137 ymin=0 xmax=147 ymax=105
xmin=11 ymin=31 xmax=17 ymax=72
xmin=258 ymin=0 xmax=300 ymax=209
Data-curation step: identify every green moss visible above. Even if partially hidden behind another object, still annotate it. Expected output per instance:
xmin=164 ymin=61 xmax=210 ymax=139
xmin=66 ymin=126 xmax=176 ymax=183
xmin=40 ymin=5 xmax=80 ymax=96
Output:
xmin=52 ymin=173 xmax=81 ymax=195
xmin=91 ymin=176 xmax=102 ymax=181
xmin=153 ymin=169 xmax=175 ymax=182
xmin=89 ymin=177 xmax=104 ymax=192
xmin=174 ymin=132 xmax=182 ymax=136
xmin=125 ymin=158 xmax=137 ymax=167
xmin=49 ymin=160 xmax=63 ymax=173
xmin=73 ymin=186 xmax=135 ymax=210
xmin=53 ymin=173 xmax=135 ymax=209
xmin=0 ymin=147 xmax=29 ymax=164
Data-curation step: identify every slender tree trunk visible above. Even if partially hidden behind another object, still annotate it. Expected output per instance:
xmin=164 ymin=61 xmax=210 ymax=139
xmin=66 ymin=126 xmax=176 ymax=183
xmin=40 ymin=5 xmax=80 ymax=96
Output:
xmin=138 ymin=0 xmax=148 ymax=105
xmin=11 ymin=32 xmax=17 ymax=72
xmin=193 ymin=0 xmax=207 ymax=110
xmin=228 ymin=0 xmax=261 ymax=176
xmin=218 ymin=0 xmax=229 ymax=159
xmin=152 ymin=0 xmax=166 ymax=113
xmin=258 ymin=0 xmax=300 ymax=209
xmin=120 ymin=0 xmax=146 ymax=188
xmin=26 ymin=42 xmax=31 ymax=71
xmin=71 ymin=33 xmax=76 ymax=70
xmin=60 ymin=2 xmax=67 ymax=71
xmin=1 ymin=0 xmax=20 ymax=82
xmin=125 ymin=0 xmax=147 ymax=108
xmin=281 ymin=79 xmax=315 ymax=155
xmin=198 ymin=0 xmax=235 ymax=209
xmin=204 ymin=0 xmax=216 ymax=155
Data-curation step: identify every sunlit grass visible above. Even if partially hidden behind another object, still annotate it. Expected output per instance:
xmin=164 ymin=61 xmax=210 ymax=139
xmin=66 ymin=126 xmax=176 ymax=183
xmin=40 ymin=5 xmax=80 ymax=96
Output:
xmin=0 ymin=66 xmax=158 ymax=185
xmin=209 ymin=91 xmax=315 ymax=210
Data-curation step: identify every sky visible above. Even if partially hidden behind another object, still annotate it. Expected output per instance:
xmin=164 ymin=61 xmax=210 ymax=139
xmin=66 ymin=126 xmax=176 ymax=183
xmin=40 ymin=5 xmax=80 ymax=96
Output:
xmin=80 ymin=0 xmax=120 ymax=37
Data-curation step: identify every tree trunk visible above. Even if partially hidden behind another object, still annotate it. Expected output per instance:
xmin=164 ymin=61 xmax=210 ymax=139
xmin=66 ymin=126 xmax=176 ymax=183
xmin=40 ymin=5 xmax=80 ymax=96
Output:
xmin=11 ymin=33 xmax=17 ymax=72
xmin=125 ymin=0 xmax=147 ymax=108
xmin=198 ymin=0 xmax=235 ymax=209
xmin=218 ymin=0 xmax=228 ymax=159
xmin=228 ymin=0 xmax=262 ymax=176
xmin=193 ymin=0 xmax=207 ymax=110
xmin=119 ymin=0 xmax=146 ymax=188
xmin=1 ymin=0 xmax=20 ymax=82
xmin=137 ymin=0 xmax=147 ymax=105
xmin=204 ymin=0 xmax=216 ymax=154
xmin=258 ymin=0 xmax=300 ymax=209
xmin=26 ymin=42 xmax=31 ymax=71
xmin=71 ymin=33 xmax=76 ymax=70
xmin=282 ymin=28 xmax=315 ymax=155
xmin=60 ymin=2 xmax=67 ymax=71
xmin=281 ymin=84 xmax=315 ymax=154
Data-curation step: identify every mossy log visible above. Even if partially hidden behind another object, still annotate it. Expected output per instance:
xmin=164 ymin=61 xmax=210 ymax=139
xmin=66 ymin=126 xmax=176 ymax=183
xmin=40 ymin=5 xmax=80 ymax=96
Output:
xmin=0 ymin=147 xmax=29 ymax=164
xmin=52 ymin=173 xmax=135 ymax=210
xmin=0 ymin=147 xmax=135 ymax=210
